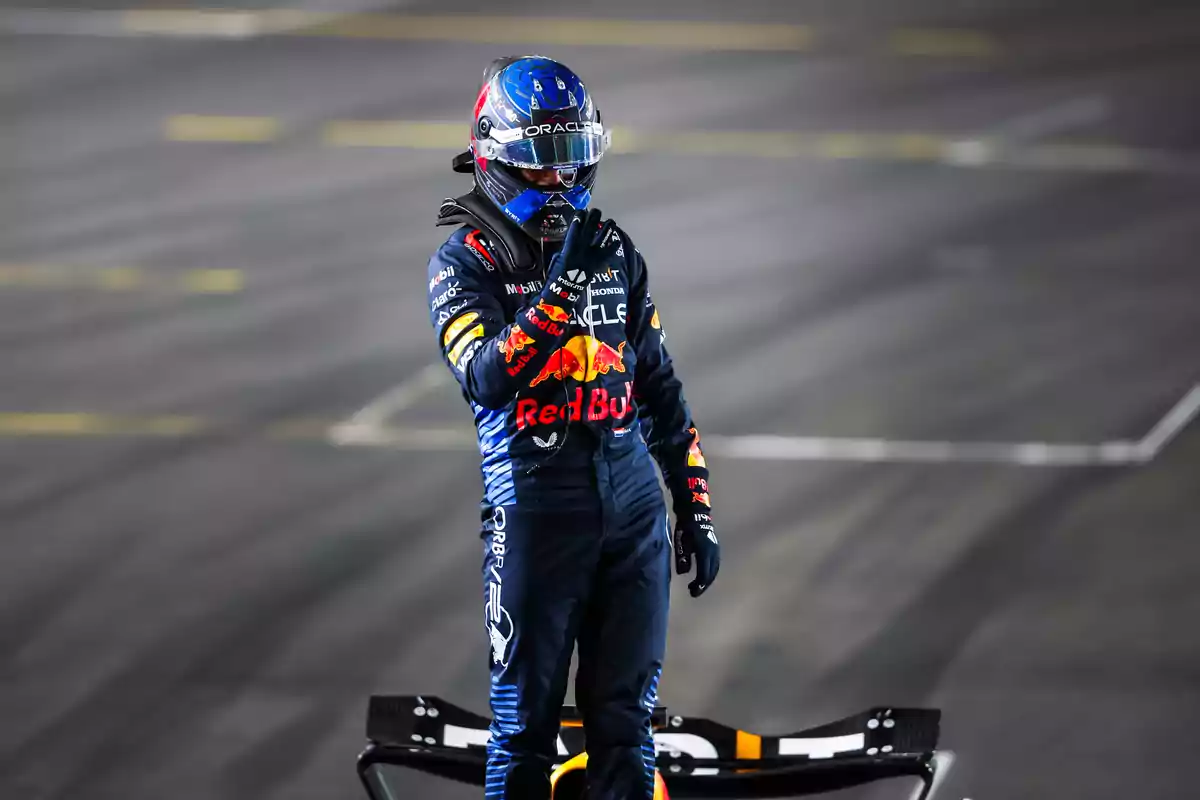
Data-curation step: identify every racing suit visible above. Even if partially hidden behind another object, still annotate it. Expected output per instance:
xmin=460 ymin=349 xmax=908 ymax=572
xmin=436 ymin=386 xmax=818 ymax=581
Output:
xmin=427 ymin=190 xmax=713 ymax=800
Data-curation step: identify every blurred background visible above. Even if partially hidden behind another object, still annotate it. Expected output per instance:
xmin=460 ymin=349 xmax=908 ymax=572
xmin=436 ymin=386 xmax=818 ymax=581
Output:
xmin=3 ymin=1 xmax=1200 ymax=798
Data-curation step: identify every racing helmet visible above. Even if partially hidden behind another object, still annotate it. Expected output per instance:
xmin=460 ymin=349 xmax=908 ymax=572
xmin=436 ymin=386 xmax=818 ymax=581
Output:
xmin=455 ymin=55 xmax=611 ymax=241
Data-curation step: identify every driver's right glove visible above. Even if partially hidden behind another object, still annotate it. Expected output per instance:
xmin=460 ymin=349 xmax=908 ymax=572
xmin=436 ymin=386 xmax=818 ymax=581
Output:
xmin=541 ymin=208 xmax=621 ymax=309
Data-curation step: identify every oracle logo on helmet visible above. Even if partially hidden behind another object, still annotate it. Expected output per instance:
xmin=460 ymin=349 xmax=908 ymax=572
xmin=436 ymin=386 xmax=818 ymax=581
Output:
xmin=520 ymin=120 xmax=601 ymax=139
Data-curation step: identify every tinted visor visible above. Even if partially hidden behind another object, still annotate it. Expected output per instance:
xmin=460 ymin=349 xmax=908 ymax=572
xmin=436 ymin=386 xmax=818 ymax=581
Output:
xmin=479 ymin=127 xmax=609 ymax=170
xmin=497 ymin=133 xmax=607 ymax=169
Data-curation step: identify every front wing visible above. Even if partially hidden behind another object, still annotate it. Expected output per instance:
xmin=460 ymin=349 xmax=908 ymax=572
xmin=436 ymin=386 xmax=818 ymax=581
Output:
xmin=357 ymin=695 xmax=953 ymax=799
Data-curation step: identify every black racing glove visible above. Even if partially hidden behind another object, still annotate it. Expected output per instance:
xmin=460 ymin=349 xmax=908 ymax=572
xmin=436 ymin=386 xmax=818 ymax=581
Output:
xmin=675 ymin=512 xmax=719 ymax=597
xmin=542 ymin=208 xmax=621 ymax=308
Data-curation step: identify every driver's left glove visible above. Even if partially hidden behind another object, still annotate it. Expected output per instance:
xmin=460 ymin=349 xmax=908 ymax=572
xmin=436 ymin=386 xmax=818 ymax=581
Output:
xmin=674 ymin=512 xmax=720 ymax=597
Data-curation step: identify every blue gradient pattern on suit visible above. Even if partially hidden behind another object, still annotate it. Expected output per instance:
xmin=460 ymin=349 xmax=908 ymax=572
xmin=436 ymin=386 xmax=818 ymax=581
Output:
xmin=475 ymin=405 xmax=515 ymax=506
xmin=486 ymin=680 xmax=520 ymax=798
xmin=641 ymin=667 xmax=662 ymax=795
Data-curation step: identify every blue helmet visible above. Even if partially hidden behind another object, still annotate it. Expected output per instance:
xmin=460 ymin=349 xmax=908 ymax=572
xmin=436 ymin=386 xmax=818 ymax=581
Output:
xmin=456 ymin=56 xmax=611 ymax=242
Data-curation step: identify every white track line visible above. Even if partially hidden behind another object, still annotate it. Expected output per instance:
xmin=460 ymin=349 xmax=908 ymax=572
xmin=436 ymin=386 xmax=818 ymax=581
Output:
xmin=942 ymin=93 xmax=1109 ymax=169
xmin=1135 ymin=384 xmax=1200 ymax=460
xmin=325 ymin=429 xmax=1140 ymax=467
xmin=909 ymin=750 xmax=956 ymax=800
xmin=701 ymin=435 xmax=1142 ymax=466
xmin=329 ymin=383 xmax=1200 ymax=467
xmin=988 ymin=95 xmax=1110 ymax=144
xmin=328 ymin=362 xmax=448 ymax=446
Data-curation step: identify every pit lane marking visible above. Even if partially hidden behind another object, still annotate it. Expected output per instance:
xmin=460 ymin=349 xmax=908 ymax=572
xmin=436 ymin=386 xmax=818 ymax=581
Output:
xmin=0 ymin=264 xmax=244 ymax=294
xmin=4 ymin=384 xmax=1197 ymax=467
xmin=162 ymin=115 xmax=1189 ymax=175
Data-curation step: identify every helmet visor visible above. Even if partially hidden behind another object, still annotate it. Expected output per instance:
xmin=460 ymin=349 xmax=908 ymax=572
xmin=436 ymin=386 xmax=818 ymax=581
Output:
xmin=479 ymin=125 xmax=610 ymax=170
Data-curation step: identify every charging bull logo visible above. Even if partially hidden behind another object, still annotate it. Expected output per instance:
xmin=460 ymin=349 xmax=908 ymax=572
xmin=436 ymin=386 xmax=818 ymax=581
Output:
xmin=488 ymin=604 xmax=514 ymax=667
xmin=498 ymin=327 xmax=536 ymax=363
xmin=529 ymin=336 xmax=626 ymax=387
xmin=536 ymin=300 xmax=570 ymax=323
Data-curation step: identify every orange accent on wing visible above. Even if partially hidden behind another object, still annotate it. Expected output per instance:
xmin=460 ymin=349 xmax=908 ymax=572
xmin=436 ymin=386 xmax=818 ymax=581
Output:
xmin=736 ymin=730 xmax=762 ymax=759
xmin=551 ymin=747 xmax=667 ymax=799
xmin=550 ymin=753 xmax=588 ymax=798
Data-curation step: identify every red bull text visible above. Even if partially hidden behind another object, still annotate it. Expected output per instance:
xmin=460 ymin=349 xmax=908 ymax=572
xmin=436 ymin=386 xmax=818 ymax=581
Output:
xmin=524 ymin=306 xmax=565 ymax=336
xmin=516 ymin=382 xmax=634 ymax=429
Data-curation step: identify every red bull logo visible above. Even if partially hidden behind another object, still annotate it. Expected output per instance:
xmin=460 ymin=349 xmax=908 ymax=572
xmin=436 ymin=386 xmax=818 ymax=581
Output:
xmin=498 ymin=327 xmax=536 ymax=363
xmin=517 ymin=383 xmax=634 ymax=430
xmin=529 ymin=336 xmax=627 ymax=387
xmin=506 ymin=346 xmax=538 ymax=377
xmin=536 ymin=300 xmax=570 ymax=323
xmin=692 ymin=491 xmax=711 ymax=507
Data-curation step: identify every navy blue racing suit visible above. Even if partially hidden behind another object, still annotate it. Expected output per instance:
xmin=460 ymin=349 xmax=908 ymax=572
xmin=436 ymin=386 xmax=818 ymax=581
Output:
xmin=427 ymin=192 xmax=712 ymax=800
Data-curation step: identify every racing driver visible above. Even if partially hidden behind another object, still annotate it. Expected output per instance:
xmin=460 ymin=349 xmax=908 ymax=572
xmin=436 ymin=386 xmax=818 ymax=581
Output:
xmin=425 ymin=55 xmax=720 ymax=800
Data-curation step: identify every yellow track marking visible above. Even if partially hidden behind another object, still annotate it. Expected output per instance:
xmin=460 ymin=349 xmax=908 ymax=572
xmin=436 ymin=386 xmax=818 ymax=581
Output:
xmin=0 ymin=264 xmax=244 ymax=294
xmin=322 ymin=121 xmax=462 ymax=149
xmin=0 ymin=413 xmax=205 ymax=437
xmin=165 ymin=114 xmax=280 ymax=142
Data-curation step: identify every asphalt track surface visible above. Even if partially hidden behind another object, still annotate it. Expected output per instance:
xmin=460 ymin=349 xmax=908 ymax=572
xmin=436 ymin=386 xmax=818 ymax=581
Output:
xmin=3 ymin=2 xmax=1200 ymax=799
